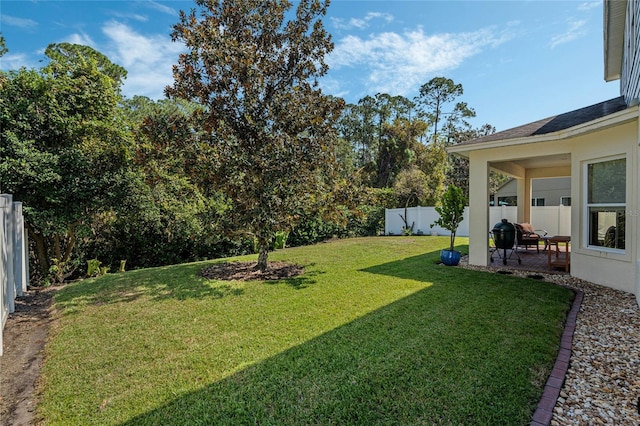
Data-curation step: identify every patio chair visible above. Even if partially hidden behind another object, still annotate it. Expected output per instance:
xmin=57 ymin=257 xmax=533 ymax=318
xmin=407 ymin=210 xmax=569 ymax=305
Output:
xmin=514 ymin=223 xmax=547 ymax=253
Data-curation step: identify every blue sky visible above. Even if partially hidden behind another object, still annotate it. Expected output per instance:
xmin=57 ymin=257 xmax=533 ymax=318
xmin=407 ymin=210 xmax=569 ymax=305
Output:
xmin=0 ymin=0 xmax=621 ymax=131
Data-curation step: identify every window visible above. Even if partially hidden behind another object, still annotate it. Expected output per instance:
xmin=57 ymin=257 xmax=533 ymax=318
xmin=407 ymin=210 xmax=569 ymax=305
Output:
xmin=586 ymin=158 xmax=626 ymax=250
xmin=532 ymin=198 xmax=545 ymax=206
xmin=497 ymin=196 xmax=516 ymax=206
xmin=560 ymin=196 xmax=571 ymax=206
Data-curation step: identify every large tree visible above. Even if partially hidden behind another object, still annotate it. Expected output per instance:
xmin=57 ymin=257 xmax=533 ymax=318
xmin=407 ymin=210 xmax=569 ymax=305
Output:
xmin=445 ymin=123 xmax=496 ymax=202
xmin=337 ymin=94 xmax=420 ymax=187
xmin=0 ymin=34 xmax=7 ymax=57
xmin=0 ymin=43 xmax=131 ymax=281
xmin=81 ymin=96 xmax=231 ymax=270
xmin=415 ymin=77 xmax=475 ymax=143
xmin=393 ymin=167 xmax=429 ymax=232
xmin=167 ymin=0 xmax=343 ymax=271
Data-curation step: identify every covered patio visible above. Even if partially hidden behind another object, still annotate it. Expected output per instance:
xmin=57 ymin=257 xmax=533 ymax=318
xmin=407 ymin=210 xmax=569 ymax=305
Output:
xmin=448 ymin=97 xmax=640 ymax=299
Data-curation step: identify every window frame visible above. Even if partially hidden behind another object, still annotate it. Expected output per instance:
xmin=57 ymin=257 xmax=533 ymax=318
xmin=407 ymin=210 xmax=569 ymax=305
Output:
xmin=560 ymin=196 xmax=571 ymax=206
xmin=583 ymin=155 xmax=627 ymax=254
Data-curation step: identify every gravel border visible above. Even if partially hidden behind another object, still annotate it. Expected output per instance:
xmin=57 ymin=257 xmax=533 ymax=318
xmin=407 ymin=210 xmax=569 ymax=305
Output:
xmin=459 ymin=259 xmax=640 ymax=425
xmin=531 ymin=289 xmax=584 ymax=426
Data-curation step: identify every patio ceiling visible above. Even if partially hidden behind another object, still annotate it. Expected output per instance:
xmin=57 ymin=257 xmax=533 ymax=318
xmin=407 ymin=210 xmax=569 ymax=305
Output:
xmin=491 ymin=153 xmax=571 ymax=175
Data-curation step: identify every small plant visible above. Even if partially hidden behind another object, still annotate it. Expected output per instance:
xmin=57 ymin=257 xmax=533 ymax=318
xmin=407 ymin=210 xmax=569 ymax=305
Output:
xmin=273 ymin=231 xmax=288 ymax=249
xmin=401 ymin=226 xmax=413 ymax=236
xmin=431 ymin=185 xmax=465 ymax=252
xmin=87 ymin=259 xmax=102 ymax=277
xmin=49 ymin=258 xmax=74 ymax=284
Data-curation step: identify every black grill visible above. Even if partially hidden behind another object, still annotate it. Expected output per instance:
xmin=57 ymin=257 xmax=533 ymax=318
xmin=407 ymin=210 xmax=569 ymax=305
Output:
xmin=490 ymin=219 xmax=521 ymax=265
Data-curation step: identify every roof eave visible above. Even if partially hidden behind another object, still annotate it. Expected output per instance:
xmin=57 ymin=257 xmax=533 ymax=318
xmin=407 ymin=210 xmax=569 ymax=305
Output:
xmin=447 ymin=106 xmax=639 ymax=158
xmin=604 ymin=0 xmax=626 ymax=82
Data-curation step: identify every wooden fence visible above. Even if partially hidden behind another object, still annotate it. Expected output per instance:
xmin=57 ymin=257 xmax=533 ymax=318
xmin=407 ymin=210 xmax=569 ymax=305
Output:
xmin=1 ymin=194 xmax=29 ymax=356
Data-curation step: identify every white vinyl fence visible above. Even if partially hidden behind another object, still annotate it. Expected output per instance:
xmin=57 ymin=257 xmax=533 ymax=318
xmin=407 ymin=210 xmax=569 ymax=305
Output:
xmin=385 ymin=206 xmax=471 ymax=236
xmin=1 ymin=194 xmax=29 ymax=356
xmin=488 ymin=205 xmax=571 ymax=236
xmin=385 ymin=205 xmax=571 ymax=237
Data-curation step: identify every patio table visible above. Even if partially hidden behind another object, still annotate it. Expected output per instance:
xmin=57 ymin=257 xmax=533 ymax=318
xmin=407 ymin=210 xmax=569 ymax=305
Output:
xmin=547 ymin=236 xmax=571 ymax=272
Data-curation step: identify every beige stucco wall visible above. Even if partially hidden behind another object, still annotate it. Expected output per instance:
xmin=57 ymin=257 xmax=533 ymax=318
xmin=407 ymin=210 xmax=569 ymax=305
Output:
xmin=467 ymin=117 xmax=640 ymax=300
xmin=569 ymin=120 xmax=638 ymax=295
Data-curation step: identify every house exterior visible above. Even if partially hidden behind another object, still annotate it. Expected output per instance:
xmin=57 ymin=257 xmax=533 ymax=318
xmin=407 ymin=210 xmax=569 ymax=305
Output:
xmin=449 ymin=0 xmax=640 ymax=305
xmin=493 ymin=177 xmax=571 ymax=206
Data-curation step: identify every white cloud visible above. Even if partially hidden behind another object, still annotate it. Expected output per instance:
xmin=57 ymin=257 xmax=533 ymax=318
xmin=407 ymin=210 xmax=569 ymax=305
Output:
xmin=101 ymin=21 xmax=184 ymax=99
xmin=578 ymin=1 xmax=601 ymax=11
xmin=110 ymin=11 xmax=149 ymax=22
xmin=0 ymin=53 xmax=38 ymax=70
xmin=145 ymin=0 xmax=178 ymax=16
xmin=328 ymin=26 xmax=510 ymax=96
xmin=549 ymin=19 xmax=587 ymax=48
xmin=64 ymin=32 xmax=96 ymax=48
xmin=319 ymin=76 xmax=350 ymax=99
xmin=1 ymin=14 xmax=38 ymax=29
xmin=331 ymin=11 xmax=394 ymax=31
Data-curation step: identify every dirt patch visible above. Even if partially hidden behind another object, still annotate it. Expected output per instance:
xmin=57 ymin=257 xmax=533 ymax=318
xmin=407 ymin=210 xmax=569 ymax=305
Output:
xmin=199 ymin=261 xmax=304 ymax=281
xmin=0 ymin=285 xmax=58 ymax=426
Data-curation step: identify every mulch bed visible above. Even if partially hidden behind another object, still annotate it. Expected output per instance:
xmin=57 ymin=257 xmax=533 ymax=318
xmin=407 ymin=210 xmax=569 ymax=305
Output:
xmin=199 ymin=261 xmax=304 ymax=281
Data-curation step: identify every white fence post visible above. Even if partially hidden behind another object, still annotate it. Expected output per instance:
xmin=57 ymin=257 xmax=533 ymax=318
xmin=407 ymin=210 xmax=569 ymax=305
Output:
xmin=1 ymin=196 xmax=8 ymax=339
xmin=1 ymin=195 xmax=12 ymax=357
xmin=559 ymin=205 xmax=571 ymax=235
xmin=13 ymin=202 xmax=27 ymax=296
xmin=1 ymin=195 xmax=15 ymax=317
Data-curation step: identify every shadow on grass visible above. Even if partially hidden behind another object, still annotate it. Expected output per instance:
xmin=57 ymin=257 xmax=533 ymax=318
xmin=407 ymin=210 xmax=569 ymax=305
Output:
xmin=55 ymin=263 xmax=239 ymax=311
xmin=55 ymin=261 xmax=320 ymax=312
xmin=265 ymin=266 xmax=323 ymax=289
xmin=116 ymin=248 xmax=573 ymax=426
xmin=358 ymin=244 xmax=469 ymax=283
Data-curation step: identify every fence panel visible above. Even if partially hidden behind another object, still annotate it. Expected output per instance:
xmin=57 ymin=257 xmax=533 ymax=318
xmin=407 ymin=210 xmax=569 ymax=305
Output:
xmin=1 ymin=195 xmax=28 ymax=356
xmin=489 ymin=206 xmax=517 ymax=228
xmin=385 ymin=205 xmax=571 ymax=238
xmin=385 ymin=206 xmax=470 ymax=236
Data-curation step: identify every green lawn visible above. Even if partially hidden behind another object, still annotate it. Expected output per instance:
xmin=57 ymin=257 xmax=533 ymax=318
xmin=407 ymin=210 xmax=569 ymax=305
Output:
xmin=39 ymin=237 xmax=573 ymax=425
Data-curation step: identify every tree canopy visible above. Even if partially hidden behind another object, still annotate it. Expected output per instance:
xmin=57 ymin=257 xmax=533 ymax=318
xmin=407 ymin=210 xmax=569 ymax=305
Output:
xmin=1 ymin=7 xmax=497 ymax=284
xmin=0 ymin=43 xmax=132 ymax=280
xmin=167 ymin=0 xmax=344 ymax=271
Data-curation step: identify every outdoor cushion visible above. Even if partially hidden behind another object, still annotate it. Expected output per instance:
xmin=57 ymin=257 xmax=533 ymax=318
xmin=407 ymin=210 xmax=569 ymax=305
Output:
xmin=519 ymin=222 xmax=535 ymax=234
xmin=515 ymin=223 xmax=541 ymax=253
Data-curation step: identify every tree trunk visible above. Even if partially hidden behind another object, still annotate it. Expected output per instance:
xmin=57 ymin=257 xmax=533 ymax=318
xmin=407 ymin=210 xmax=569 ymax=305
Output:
xmin=256 ymin=237 xmax=269 ymax=272
xmin=61 ymin=223 xmax=77 ymax=264
xmin=26 ymin=223 xmax=50 ymax=278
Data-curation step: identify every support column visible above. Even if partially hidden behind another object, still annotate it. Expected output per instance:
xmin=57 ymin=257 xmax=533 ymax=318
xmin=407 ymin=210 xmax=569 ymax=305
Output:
xmin=516 ymin=175 xmax=532 ymax=224
xmin=468 ymin=154 xmax=490 ymax=266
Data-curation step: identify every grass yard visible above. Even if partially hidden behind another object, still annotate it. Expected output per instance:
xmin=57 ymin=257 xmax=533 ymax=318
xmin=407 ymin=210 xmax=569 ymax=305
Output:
xmin=38 ymin=237 xmax=574 ymax=425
